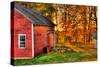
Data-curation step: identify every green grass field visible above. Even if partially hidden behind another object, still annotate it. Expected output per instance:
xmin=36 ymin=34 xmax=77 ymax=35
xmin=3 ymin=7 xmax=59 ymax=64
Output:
xmin=12 ymin=51 xmax=97 ymax=66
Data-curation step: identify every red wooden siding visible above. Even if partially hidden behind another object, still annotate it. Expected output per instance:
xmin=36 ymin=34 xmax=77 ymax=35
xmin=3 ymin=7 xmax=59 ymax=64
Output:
xmin=34 ymin=26 xmax=49 ymax=56
xmin=49 ymin=33 xmax=54 ymax=47
xmin=11 ymin=8 xmax=32 ymax=59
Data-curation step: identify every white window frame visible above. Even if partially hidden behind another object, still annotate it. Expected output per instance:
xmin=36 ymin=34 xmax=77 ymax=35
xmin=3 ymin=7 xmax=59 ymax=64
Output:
xmin=18 ymin=34 xmax=26 ymax=48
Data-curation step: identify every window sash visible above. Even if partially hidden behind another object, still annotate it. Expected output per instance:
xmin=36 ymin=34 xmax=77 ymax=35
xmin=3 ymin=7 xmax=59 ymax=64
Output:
xmin=18 ymin=34 xmax=26 ymax=48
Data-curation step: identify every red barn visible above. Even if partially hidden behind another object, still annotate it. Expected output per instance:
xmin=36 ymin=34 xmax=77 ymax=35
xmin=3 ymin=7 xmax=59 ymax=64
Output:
xmin=11 ymin=3 xmax=56 ymax=59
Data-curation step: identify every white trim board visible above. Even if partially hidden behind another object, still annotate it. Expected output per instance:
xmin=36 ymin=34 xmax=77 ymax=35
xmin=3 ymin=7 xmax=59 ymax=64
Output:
xmin=32 ymin=24 xmax=34 ymax=57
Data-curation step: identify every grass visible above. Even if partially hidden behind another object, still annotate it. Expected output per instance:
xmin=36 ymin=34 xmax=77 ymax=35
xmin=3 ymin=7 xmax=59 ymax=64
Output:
xmin=12 ymin=51 xmax=97 ymax=66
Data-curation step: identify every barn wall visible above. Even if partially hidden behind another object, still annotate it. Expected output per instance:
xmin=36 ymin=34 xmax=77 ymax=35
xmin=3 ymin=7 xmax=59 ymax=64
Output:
xmin=49 ymin=33 xmax=54 ymax=47
xmin=34 ymin=26 xmax=49 ymax=56
xmin=11 ymin=8 xmax=55 ymax=58
xmin=11 ymin=8 xmax=32 ymax=59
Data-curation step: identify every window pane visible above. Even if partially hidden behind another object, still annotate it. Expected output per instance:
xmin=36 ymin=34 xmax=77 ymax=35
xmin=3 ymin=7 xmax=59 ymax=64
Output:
xmin=20 ymin=36 xmax=25 ymax=41
xmin=20 ymin=44 xmax=25 ymax=47
xmin=20 ymin=41 xmax=25 ymax=44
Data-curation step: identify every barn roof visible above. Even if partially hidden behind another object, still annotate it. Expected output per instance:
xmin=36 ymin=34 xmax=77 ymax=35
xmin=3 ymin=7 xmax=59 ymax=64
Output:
xmin=13 ymin=3 xmax=55 ymax=27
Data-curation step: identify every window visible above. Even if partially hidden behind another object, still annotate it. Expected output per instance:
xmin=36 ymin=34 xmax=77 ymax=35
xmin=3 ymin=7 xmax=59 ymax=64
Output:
xmin=18 ymin=34 xmax=26 ymax=48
